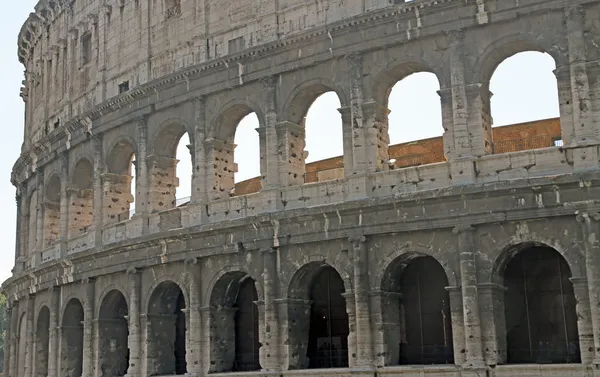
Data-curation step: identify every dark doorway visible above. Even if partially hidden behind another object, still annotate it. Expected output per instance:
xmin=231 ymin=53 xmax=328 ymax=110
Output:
xmin=98 ymin=290 xmax=129 ymax=377
xmin=504 ymin=246 xmax=580 ymax=364
xmin=307 ymin=266 xmax=349 ymax=369
xmin=399 ymin=256 xmax=453 ymax=364
xmin=147 ymin=281 xmax=187 ymax=375
xmin=35 ymin=307 xmax=50 ymax=377
xmin=233 ymin=278 xmax=260 ymax=371
xmin=61 ymin=299 xmax=84 ymax=377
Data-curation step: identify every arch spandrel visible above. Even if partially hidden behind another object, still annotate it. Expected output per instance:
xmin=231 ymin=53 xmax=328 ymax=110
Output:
xmin=372 ymin=238 xmax=459 ymax=290
xmin=206 ymin=98 xmax=266 ymax=142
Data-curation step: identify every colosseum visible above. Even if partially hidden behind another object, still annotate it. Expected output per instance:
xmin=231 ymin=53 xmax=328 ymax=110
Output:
xmin=3 ymin=0 xmax=600 ymax=376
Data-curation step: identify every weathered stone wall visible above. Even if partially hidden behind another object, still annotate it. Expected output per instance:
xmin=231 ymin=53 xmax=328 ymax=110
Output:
xmin=6 ymin=0 xmax=600 ymax=377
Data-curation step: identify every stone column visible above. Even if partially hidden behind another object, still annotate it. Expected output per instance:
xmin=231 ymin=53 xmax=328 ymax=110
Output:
xmin=342 ymin=292 xmax=357 ymax=368
xmin=437 ymin=88 xmax=455 ymax=159
xmin=199 ymin=308 xmax=211 ymax=375
xmin=91 ymin=136 xmax=104 ymax=246
xmin=260 ymin=76 xmax=282 ymax=189
xmin=565 ymin=6 xmax=596 ymax=146
xmin=82 ymin=278 xmax=95 ymax=377
xmin=3 ymin=304 xmax=12 ymax=377
xmin=133 ymin=117 xmax=150 ymax=234
xmin=261 ymin=248 xmax=281 ymax=371
xmin=125 ymin=268 xmax=142 ymax=377
xmin=24 ymin=296 xmax=34 ymax=377
xmin=9 ymin=300 xmax=19 ymax=377
xmin=191 ymin=98 xmax=207 ymax=204
xmin=554 ymin=67 xmax=576 ymax=146
xmin=48 ymin=287 xmax=59 ymax=377
xmin=349 ymin=236 xmax=373 ymax=367
xmin=453 ymin=225 xmax=485 ymax=368
xmin=338 ymin=106 xmax=355 ymax=177
xmin=347 ymin=54 xmax=385 ymax=175
xmin=368 ymin=291 xmax=402 ymax=367
xmin=185 ymin=258 xmax=203 ymax=375
xmin=276 ymin=298 xmax=312 ymax=370
xmin=35 ymin=173 xmax=44 ymax=265
xmin=477 ymin=283 xmax=507 ymax=365
xmin=17 ymin=191 xmax=29 ymax=272
xmin=447 ymin=29 xmax=490 ymax=159
xmin=576 ymin=211 xmax=600 ymax=364
xmin=570 ymin=277 xmax=594 ymax=364
xmin=446 ymin=286 xmax=466 ymax=366
xmin=59 ymin=153 xmax=69 ymax=257
xmin=14 ymin=191 xmax=22 ymax=272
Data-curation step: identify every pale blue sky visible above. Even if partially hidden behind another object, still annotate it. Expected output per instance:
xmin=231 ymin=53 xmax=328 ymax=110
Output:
xmin=0 ymin=2 xmax=559 ymax=284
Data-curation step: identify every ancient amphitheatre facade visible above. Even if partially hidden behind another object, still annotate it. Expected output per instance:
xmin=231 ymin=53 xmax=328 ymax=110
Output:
xmin=3 ymin=0 xmax=600 ymax=376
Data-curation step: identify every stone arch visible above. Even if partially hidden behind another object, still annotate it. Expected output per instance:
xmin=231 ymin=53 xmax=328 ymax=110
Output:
xmin=45 ymin=174 xmax=61 ymax=202
xmin=287 ymin=260 xmax=352 ymax=300
xmin=375 ymin=245 xmax=458 ymax=289
xmin=68 ymin=157 xmax=94 ymax=237
xmin=282 ymin=78 xmax=348 ymax=126
xmin=284 ymin=261 xmax=350 ymax=369
xmin=207 ymin=270 xmax=261 ymax=373
xmin=151 ymin=117 xmax=192 ymax=158
xmin=143 ymin=276 xmax=189 ymax=313
xmin=98 ymin=289 xmax=129 ymax=377
xmin=379 ymin=253 xmax=454 ymax=366
xmin=208 ymin=99 xmax=265 ymax=142
xmin=35 ymin=306 xmax=50 ymax=377
xmin=371 ymin=60 xmax=443 ymax=108
xmin=501 ymin=244 xmax=581 ymax=364
xmin=206 ymin=266 xmax=264 ymax=305
xmin=106 ymin=137 xmax=137 ymax=175
xmin=146 ymin=280 xmax=187 ymax=375
xmin=490 ymin=239 xmax=584 ymax=285
xmin=60 ymin=298 xmax=84 ymax=377
xmin=474 ymin=35 xmax=563 ymax=89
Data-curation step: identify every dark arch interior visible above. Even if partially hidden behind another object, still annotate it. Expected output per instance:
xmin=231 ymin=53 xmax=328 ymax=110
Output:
xmin=45 ymin=175 xmax=61 ymax=203
xmin=233 ymin=278 xmax=260 ymax=372
xmin=61 ymin=299 xmax=84 ymax=377
xmin=35 ymin=307 xmax=50 ymax=377
xmin=98 ymin=290 xmax=129 ymax=377
xmin=504 ymin=246 xmax=580 ymax=364
xmin=307 ymin=266 xmax=349 ymax=369
xmin=398 ymin=256 xmax=453 ymax=365
xmin=147 ymin=281 xmax=187 ymax=375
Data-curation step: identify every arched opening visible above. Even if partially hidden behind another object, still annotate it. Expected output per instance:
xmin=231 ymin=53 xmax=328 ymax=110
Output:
xmin=28 ymin=190 xmax=38 ymax=252
xmin=61 ymin=298 xmax=84 ymax=377
xmin=35 ymin=306 xmax=50 ymax=377
xmin=43 ymin=176 xmax=61 ymax=247
xmin=106 ymin=140 xmax=136 ymax=223
xmin=488 ymin=51 xmax=561 ymax=153
xmin=233 ymin=113 xmax=261 ymax=185
xmin=147 ymin=281 xmax=187 ymax=375
xmin=303 ymin=92 xmax=344 ymax=182
xmin=17 ymin=313 xmax=27 ymax=376
xmin=210 ymin=105 xmax=261 ymax=199
xmin=503 ymin=246 xmax=580 ymax=364
xmin=381 ymin=255 xmax=453 ymax=365
xmin=152 ymin=123 xmax=191 ymax=212
xmin=287 ymin=85 xmax=344 ymax=184
xmin=69 ymin=159 xmax=94 ymax=238
xmin=208 ymin=272 xmax=260 ymax=373
xmin=98 ymin=290 xmax=129 ymax=377
xmin=307 ymin=266 xmax=349 ymax=369
xmin=387 ymin=72 xmax=445 ymax=169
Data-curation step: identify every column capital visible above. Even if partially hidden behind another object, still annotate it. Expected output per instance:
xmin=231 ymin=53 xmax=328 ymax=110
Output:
xmin=184 ymin=256 xmax=198 ymax=265
xmin=453 ymin=224 xmax=476 ymax=234
xmin=444 ymin=28 xmax=465 ymax=45
xmin=569 ymin=276 xmax=589 ymax=286
xmin=348 ymin=235 xmax=367 ymax=246
xmin=126 ymin=266 xmax=141 ymax=275
xmin=576 ymin=211 xmax=600 ymax=223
